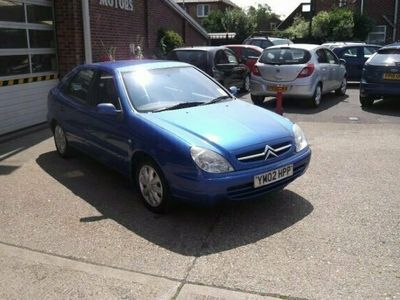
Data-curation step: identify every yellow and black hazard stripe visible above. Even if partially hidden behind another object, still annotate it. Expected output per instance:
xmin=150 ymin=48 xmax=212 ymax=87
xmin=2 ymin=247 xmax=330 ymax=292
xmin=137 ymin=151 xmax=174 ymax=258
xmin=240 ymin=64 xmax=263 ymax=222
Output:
xmin=0 ymin=74 xmax=58 ymax=87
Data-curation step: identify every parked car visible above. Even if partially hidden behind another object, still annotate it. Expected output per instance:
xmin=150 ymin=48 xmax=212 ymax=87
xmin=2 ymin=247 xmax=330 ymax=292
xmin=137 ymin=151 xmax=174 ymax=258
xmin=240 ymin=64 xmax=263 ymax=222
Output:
xmin=167 ymin=46 xmax=250 ymax=91
xmin=225 ymin=44 xmax=263 ymax=70
xmin=360 ymin=42 xmax=400 ymax=107
xmin=47 ymin=60 xmax=311 ymax=213
xmin=244 ymin=35 xmax=293 ymax=49
xmin=330 ymin=44 xmax=381 ymax=81
xmin=321 ymin=41 xmax=367 ymax=50
xmin=250 ymin=44 xmax=347 ymax=107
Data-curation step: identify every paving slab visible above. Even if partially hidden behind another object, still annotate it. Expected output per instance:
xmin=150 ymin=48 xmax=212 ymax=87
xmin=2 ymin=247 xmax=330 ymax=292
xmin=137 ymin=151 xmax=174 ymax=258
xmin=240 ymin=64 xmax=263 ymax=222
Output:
xmin=0 ymin=242 xmax=179 ymax=299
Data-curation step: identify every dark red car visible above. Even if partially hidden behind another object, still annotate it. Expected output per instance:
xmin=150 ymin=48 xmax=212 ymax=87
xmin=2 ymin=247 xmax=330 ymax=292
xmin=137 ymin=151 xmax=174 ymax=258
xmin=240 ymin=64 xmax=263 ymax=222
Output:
xmin=225 ymin=45 xmax=263 ymax=70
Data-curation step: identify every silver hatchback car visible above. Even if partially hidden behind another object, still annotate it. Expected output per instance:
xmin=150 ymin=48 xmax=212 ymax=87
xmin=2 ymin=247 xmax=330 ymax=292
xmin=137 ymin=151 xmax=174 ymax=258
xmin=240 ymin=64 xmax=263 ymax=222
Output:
xmin=250 ymin=44 xmax=347 ymax=107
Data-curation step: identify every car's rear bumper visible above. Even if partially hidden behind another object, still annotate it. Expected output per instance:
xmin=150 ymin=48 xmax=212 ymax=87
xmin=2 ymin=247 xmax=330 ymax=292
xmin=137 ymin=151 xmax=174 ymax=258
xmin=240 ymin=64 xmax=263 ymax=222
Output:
xmin=250 ymin=76 xmax=315 ymax=98
xmin=168 ymin=147 xmax=311 ymax=205
xmin=360 ymin=81 xmax=400 ymax=97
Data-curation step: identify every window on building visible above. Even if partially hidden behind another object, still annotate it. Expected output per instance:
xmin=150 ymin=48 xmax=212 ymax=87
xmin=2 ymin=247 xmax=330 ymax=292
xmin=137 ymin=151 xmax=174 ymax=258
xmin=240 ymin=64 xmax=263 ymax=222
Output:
xmin=367 ymin=25 xmax=387 ymax=45
xmin=0 ymin=0 xmax=56 ymax=79
xmin=197 ymin=4 xmax=209 ymax=17
xmin=338 ymin=0 xmax=347 ymax=7
xmin=270 ymin=23 xmax=277 ymax=30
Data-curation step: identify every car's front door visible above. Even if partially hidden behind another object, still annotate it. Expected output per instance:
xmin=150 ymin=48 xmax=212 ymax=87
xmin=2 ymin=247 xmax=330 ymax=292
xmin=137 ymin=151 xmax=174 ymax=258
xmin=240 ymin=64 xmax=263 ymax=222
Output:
xmin=224 ymin=49 xmax=247 ymax=88
xmin=86 ymin=70 xmax=131 ymax=174
xmin=58 ymin=68 xmax=95 ymax=151
xmin=325 ymin=49 xmax=343 ymax=90
xmin=316 ymin=49 xmax=331 ymax=92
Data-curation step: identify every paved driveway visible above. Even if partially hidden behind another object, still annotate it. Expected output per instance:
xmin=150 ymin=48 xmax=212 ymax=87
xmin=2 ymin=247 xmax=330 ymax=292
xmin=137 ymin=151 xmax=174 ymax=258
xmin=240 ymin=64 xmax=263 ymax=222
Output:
xmin=0 ymin=86 xmax=399 ymax=299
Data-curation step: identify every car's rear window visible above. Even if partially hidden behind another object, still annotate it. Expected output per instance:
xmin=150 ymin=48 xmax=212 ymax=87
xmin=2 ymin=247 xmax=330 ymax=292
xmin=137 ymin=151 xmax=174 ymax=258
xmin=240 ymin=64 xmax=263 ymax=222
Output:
xmin=271 ymin=39 xmax=293 ymax=46
xmin=168 ymin=50 xmax=208 ymax=70
xmin=377 ymin=48 xmax=400 ymax=55
xmin=369 ymin=49 xmax=400 ymax=65
xmin=259 ymin=48 xmax=311 ymax=65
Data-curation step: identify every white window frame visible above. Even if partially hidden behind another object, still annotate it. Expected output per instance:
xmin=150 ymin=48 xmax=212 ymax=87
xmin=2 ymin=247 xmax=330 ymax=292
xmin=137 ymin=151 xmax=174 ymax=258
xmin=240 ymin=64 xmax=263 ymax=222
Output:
xmin=197 ymin=4 xmax=209 ymax=18
xmin=367 ymin=25 xmax=387 ymax=45
xmin=338 ymin=0 xmax=347 ymax=7
xmin=0 ymin=0 xmax=57 ymax=80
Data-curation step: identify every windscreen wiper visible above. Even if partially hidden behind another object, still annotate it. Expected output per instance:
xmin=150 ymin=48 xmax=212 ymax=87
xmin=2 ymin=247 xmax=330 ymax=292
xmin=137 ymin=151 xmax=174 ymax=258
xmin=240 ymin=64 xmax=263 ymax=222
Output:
xmin=204 ymin=95 xmax=232 ymax=105
xmin=154 ymin=101 xmax=206 ymax=112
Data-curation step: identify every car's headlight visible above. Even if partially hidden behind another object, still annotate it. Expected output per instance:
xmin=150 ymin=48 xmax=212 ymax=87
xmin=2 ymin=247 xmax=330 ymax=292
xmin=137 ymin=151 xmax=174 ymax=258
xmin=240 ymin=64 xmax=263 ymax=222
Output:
xmin=293 ymin=124 xmax=308 ymax=152
xmin=190 ymin=146 xmax=234 ymax=173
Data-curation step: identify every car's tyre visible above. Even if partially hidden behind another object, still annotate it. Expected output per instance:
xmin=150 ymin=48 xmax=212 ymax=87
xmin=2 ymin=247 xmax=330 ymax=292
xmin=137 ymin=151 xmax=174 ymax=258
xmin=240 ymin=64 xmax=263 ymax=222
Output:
xmin=335 ymin=77 xmax=347 ymax=96
xmin=360 ymin=95 xmax=374 ymax=107
xmin=242 ymin=75 xmax=250 ymax=92
xmin=135 ymin=158 xmax=170 ymax=214
xmin=310 ymin=84 xmax=322 ymax=108
xmin=251 ymin=94 xmax=265 ymax=105
xmin=53 ymin=123 xmax=71 ymax=158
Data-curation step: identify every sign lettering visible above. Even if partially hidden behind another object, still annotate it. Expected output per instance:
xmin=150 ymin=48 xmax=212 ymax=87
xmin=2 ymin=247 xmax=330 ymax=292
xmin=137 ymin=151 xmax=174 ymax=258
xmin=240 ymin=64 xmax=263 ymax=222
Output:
xmin=99 ymin=0 xmax=133 ymax=11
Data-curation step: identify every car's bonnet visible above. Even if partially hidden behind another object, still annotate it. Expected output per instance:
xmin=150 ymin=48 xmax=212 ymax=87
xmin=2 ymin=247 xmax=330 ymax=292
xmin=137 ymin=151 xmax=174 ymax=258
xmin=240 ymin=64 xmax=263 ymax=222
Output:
xmin=142 ymin=100 xmax=293 ymax=152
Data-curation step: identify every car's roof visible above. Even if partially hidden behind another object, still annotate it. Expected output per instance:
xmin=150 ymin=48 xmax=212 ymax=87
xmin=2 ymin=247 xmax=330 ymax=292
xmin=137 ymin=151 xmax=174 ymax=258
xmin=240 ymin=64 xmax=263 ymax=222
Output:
xmin=331 ymin=43 xmax=381 ymax=50
xmin=225 ymin=44 xmax=263 ymax=51
xmin=86 ymin=60 xmax=190 ymax=72
xmin=381 ymin=42 xmax=400 ymax=49
xmin=172 ymin=46 xmax=226 ymax=52
xmin=266 ymin=43 xmax=320 ymax=51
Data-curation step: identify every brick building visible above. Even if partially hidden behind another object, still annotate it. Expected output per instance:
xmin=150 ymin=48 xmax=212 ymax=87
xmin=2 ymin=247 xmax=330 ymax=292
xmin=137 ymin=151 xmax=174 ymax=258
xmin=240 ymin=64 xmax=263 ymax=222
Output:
xmin=313 ymin=0 xmax=400 ymax=44
xmin=0 ymin=0 xmax=208 ymax=135
xmin=175 ymin=0 xmax=238 ymax=25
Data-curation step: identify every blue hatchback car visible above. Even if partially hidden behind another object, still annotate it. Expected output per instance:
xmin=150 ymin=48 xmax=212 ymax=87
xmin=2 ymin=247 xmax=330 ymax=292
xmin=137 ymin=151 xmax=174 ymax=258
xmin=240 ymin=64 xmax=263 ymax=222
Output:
xmin=47 ymin=60 xmax=311 ymax=213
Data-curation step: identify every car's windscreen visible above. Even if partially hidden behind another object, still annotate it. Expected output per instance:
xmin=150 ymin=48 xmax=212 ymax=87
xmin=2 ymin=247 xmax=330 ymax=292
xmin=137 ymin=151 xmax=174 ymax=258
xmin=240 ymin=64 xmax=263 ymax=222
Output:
xmin=122 ymin=66 xmax=229 ymax=112
xmin=370 ymin=49 xmax=400 ymax=65
xmin=259 ymin=48 xmax=311 ymax=65
xmin=168 ymin=50 xmax=208 ymax=70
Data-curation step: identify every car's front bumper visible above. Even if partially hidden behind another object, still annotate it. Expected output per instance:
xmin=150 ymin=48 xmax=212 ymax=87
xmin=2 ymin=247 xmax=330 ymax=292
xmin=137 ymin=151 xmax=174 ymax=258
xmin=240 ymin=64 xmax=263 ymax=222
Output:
xmin=168 ymin=148 xmax=311 ymax=204
xmin=360 ymin=81 xmax=400 ymax=97
xmin=250 ymin=77 xmax=315 ymax=98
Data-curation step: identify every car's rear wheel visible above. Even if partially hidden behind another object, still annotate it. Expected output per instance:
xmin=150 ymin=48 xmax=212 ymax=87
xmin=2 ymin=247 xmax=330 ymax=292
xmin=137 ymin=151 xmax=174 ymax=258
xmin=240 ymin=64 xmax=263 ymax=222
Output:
xmin=360 ymin=95 xmax=374 ymax=107
xmin=53 ymin=123 xmax=71 ymax=158
xmin=242 ymin=75 xmax=250 ymax=92
xmin=251 ymin=94 xmax=265 ymax=105
xmin=336 ymin=77 xmax=347 ymax=96
xmin=310 ymin=84 xmax=322 ymax=108
xmin=136 ymin=158 xmax=170 ymax=214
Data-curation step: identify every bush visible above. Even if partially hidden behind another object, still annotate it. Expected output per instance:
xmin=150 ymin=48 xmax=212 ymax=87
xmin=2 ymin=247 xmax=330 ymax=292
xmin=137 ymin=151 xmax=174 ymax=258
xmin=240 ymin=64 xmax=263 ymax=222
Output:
xmin=158 ymin=29 xmax=184 ymax=56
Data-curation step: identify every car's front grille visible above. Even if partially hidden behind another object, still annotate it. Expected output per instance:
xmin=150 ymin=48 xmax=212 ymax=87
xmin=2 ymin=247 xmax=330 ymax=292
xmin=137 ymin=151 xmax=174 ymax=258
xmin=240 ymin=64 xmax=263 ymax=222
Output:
xmin=236 ymin=142 xmax=292 ymax=163
xmin=226 ymin=162 xmax=307 ymax=201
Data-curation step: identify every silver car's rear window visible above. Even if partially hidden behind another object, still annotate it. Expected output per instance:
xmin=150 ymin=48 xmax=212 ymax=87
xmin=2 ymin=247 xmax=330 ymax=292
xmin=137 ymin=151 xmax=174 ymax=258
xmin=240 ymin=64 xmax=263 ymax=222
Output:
xmin=370 ymin=49 xmax=400 ymax=65
xmin=377 ymin=49 xmax=400 ymax=55
xmin=259 ymin=48 xmax=311 ymax=65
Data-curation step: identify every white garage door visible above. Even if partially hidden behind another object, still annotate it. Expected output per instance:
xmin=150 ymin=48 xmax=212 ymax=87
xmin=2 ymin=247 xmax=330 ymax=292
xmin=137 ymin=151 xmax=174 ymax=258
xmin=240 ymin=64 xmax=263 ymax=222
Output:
xmin=0 ymin=0 xmax=58 ymax=136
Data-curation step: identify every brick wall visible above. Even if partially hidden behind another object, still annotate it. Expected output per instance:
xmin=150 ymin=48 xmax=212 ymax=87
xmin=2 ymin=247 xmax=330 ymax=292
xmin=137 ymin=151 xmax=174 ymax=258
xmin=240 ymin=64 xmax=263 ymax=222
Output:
xmin=89 ymin=0 xmax=147 ymax=62
xmin=54 ymin=0 xmax=85 ymax=77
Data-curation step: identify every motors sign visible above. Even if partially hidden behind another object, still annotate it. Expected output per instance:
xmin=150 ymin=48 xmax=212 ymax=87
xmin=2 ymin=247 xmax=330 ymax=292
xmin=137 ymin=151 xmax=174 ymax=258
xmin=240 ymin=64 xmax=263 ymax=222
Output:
xmin=99 ymin=0 xmax=133 ymax=11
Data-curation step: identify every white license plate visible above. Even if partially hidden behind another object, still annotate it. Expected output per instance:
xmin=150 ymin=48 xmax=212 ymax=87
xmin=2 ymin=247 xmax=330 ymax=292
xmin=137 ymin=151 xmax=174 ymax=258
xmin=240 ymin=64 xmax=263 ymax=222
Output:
xmin=254 ymin=164 xmax=293 ymax=188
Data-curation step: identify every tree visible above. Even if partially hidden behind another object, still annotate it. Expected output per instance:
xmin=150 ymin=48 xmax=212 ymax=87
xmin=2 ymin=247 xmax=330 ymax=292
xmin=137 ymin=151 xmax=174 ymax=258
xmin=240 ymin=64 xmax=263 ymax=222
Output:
xmin=158 ymin=29 xmax=183 ymax=56
xmin=283 ymin=15 xmax=309 ymax=39
xmin=222 ymin=8 xmax=256 ymax=42
xmin=202 ymin=10 xmax=225 ymax=33
xmin=247 ymin=4 xmax=280 ymax=32
xmin=353 ymin=14 xmax=375 ymax=41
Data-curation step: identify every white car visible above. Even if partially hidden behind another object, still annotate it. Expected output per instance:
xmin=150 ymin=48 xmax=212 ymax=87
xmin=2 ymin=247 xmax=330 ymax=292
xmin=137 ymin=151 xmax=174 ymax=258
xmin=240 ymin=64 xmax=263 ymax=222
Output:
xmin=250 ymin=44 xmax=348 ymax=107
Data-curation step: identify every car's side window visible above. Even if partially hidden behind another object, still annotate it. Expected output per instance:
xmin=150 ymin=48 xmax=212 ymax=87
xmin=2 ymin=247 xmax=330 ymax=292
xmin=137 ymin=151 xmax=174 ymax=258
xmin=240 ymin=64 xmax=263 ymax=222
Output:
xmin=342 ymin=47 xmax=359 ymax=58
xmin=65 ymin=69 xmax=94 ymax=104
xmin=244 ymin=48 xmax=260 ymax=58
xmin=224 ymin=50 xmax=238 ymax=64
xmin=261 ymin=40 xmax=273 ymax=48
xmin=215 ymin=50 xmax=229 ymax=65
xmin=325 ymin=49 xmax=339 ymax=64
xmin=316 ymin=49 xmax=328 ymax=64
xmin=364 ymin=47 xmax=378 ymax=59
xmin=92 ymin=71 xmax=121 ymax=110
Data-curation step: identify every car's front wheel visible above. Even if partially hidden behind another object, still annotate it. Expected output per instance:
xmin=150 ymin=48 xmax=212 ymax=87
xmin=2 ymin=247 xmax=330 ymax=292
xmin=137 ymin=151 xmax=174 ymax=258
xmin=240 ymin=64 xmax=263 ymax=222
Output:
xmin=136 ymin=158 xmax=170 ymax=213
xmin=360 ymin=95 xmax=374 ymax=107
xmin=310 ymin=84 xmax=322 ymax=108
xmin=53 ymin=123 xmax=71 ymax=158
xmin=251 ymin=94 xmax=265 ymax=105
xmin=242 ymin=75 xmax=250 ymax=92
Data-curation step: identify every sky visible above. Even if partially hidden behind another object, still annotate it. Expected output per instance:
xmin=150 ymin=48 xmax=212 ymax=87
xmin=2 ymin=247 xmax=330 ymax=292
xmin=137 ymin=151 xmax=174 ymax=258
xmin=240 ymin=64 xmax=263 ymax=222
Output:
xmin=231 ymin=0 xmax=309 ymax=18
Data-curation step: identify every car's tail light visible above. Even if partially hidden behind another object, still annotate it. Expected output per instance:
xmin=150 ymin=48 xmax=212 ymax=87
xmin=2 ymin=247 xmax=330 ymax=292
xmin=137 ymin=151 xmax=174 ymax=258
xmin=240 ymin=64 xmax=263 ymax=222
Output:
xmin=297 ymin=64 xmax=315 ymax=78
xmin=252 ymin=65 xmax=261 ymax=76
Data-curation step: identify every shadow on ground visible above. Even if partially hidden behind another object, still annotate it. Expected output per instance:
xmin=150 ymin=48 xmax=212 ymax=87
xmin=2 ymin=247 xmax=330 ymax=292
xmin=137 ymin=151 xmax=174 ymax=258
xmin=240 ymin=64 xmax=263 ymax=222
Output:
xmin=258 ymin=93 xmax=349 ymax=114
xmin=362 ymin=97 xmax=400 ymax=117
xmin=36 ymin=151 xmax=313 ymax=256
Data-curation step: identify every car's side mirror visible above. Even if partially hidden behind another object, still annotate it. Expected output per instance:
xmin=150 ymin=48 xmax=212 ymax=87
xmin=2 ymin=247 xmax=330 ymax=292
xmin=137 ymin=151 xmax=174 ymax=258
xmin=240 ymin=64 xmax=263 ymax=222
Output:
xmin=339 ymin=58 xmax=346 ymax=65
xmin=97 ymin=103 xmax=118 ymax=115
xmin=229 ymin=86 xmax=238 ymax=96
